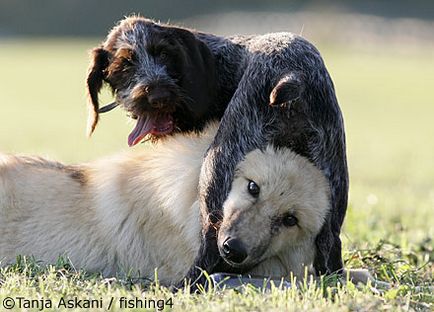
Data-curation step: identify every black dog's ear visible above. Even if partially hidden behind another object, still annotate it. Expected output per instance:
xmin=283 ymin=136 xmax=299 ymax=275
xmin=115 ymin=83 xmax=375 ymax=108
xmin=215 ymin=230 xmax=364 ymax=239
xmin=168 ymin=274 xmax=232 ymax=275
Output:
xmin=269 ymin=73 xmax=304 ymax=107
xmin=174 ymin=28 xmax=217 ymax=120
xmin=85 ymin=47 xmax=110 ymax=137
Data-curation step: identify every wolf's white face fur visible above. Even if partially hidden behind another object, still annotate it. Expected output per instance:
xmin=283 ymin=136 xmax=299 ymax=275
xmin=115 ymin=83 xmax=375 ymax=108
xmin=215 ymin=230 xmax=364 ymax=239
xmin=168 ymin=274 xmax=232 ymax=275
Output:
xmin=218 ymin=147 xmax=330 ymax=277
xmin=0 ymin=123 xmax=330 ymax=285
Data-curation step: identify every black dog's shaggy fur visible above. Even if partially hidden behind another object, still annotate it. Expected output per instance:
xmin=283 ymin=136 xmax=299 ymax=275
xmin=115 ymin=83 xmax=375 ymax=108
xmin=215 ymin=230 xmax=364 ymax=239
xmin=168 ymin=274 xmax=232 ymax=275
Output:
xmin=86 ymin=17 xmax=348 ymax=287
xmin=183 ymin=33 xmax=349 ymax=288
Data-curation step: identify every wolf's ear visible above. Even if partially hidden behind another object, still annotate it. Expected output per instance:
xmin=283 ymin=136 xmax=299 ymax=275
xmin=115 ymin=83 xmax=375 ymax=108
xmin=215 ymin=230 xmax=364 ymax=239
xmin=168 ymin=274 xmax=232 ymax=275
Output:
xmin=85 ymin=47 xmax=110 ymax=137
xmin=269 ymin=73 xmax=304 ymax=107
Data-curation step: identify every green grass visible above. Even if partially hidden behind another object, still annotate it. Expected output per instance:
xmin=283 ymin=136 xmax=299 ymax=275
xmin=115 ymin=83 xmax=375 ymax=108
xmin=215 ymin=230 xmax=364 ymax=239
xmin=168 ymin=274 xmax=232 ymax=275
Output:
xmin=0 ymin=39 xmax=433 ymax=311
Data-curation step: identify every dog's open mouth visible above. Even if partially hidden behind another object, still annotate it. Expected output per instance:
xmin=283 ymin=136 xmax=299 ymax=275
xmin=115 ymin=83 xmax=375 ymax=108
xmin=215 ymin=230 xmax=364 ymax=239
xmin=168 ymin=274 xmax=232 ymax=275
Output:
xmin=128 ymin=114 xmax=174 ymax=146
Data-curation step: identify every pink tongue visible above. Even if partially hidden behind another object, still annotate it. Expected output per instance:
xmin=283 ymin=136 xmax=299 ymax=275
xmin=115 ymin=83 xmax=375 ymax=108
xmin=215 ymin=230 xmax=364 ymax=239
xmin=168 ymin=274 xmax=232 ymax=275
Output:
xmin=128 ymin=115 xmax=154 ymax=146
xmin=127 ymin=114 xmax=174 ymax=146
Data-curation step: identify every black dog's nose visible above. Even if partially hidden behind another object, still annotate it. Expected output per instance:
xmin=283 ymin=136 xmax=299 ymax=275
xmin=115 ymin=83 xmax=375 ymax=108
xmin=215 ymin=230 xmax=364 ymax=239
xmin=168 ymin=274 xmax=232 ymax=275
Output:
xmin=222 ymin=238 xmax=248 ymax=264
xmin=147 ymin=88 xmax=171 ymax=108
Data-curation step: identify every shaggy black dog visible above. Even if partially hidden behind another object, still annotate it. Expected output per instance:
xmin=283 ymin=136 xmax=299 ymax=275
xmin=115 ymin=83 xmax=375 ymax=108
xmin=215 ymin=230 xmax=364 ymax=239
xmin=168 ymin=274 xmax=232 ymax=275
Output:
xmin=85 ymin=16 xmax=348 ymax=287
xmin=86 ymin=17 xmax=222 ymax=145
xmin=183 ymin=33 xmax=348 ymax=288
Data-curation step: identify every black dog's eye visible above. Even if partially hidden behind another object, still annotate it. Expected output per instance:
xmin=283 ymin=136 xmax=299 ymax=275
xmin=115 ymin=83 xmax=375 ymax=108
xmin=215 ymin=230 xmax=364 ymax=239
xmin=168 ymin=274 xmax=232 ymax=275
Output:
xmin=247 ymin=180 xmax=260 ymax=197
xmin=159 ymin=50 xmax=168 ymax=61
xmin=122 ymin=57 xmax=133 ymax=65
xmin=282 ymin=214 xmax=298 ymax=227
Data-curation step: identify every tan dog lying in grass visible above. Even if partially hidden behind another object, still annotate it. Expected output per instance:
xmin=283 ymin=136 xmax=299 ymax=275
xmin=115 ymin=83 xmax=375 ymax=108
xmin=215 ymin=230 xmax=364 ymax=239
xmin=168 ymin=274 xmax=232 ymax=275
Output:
xmin=0 ymin=122 xmax=372 ymax=287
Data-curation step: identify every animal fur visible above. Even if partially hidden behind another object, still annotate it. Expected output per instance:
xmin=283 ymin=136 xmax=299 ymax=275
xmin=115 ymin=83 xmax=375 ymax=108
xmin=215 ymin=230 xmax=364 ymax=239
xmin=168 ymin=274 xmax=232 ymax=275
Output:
xmin=0 ymin=123 xmax=336 ymax=286
xmin=87 ymin=16 xmax=348 ymax=284
xmin=86 ymin=17 xmax=222 ymax=145
xmin=186 ymin=33 xmax=348 ymax=286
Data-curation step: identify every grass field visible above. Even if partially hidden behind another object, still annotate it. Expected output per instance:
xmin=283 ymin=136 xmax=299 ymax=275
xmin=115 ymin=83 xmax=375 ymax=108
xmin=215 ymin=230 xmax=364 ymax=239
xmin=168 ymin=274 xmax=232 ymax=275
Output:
xmin=0 ymin=39 xmax=433 ymax=311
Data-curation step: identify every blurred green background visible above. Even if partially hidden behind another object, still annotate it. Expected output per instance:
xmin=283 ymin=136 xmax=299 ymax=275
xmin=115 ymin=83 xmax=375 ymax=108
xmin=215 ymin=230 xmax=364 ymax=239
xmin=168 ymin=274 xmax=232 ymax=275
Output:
xmin=0 ymin=1 xmax=433 ymax=253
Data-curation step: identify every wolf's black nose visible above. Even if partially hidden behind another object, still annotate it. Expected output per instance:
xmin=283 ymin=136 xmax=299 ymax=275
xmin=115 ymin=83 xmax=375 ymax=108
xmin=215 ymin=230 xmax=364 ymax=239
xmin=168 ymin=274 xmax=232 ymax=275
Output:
xmin=222 ymin=238 xmax=248 ymax=264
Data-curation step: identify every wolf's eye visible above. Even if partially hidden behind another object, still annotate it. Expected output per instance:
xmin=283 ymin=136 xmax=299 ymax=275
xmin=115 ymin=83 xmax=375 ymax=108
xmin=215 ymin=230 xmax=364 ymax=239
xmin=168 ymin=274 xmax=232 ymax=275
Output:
xmin=282 ymin=214 xmax=298 ymax=227
xmin=247 ymin=180 xmax=260 ymax=198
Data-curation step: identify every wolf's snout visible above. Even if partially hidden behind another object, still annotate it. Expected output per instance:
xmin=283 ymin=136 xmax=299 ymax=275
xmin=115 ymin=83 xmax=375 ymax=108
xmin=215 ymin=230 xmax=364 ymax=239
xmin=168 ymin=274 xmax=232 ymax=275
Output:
xmin=221 ymin=237 xmax=248 ymax=264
